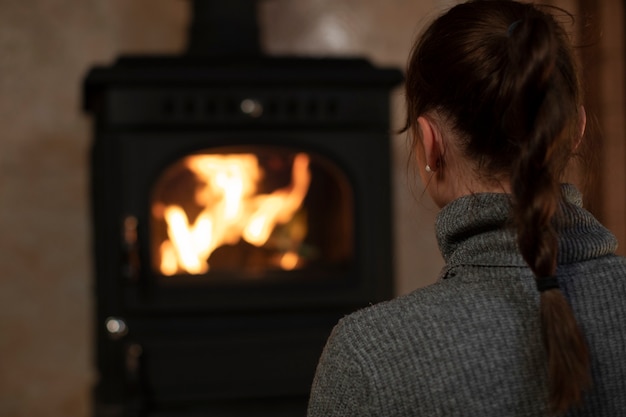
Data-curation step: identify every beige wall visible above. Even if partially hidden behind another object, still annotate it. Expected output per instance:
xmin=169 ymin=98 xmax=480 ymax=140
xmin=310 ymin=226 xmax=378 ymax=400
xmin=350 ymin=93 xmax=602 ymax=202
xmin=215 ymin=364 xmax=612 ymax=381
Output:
xmin=0 ymin=2 xmax=188 ymax=416
xmin=0 ymin=1 xmax=622 ymax=416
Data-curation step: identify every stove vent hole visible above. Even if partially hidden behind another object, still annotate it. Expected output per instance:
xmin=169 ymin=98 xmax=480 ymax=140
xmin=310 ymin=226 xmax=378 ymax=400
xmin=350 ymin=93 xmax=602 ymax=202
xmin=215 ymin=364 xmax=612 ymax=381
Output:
xmin=205 ymin=99 xmax=217 ymax=116
xmin=306 ymin=99 xmax=319 ymax=117
xmin=184 ymin=98 xmax=197 ymax=116
xmin=286 ymin=99 xmax=299 ymax=117
xmin=325 ymin=98 xmax=338 ymax=118
xmin=162 ymin=98 xmax=176 ymax=116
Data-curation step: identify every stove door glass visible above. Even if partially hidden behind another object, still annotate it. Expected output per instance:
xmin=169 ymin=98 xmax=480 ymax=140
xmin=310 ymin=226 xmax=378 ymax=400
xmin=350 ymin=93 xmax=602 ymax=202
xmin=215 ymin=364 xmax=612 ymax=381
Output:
xmin=150 ymin=145 xmax=354 ymax=281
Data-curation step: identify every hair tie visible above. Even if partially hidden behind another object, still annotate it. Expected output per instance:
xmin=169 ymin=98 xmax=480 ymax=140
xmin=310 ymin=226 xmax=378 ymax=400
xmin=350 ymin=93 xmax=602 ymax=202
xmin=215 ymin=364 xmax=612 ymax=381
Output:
xmin=536 ymin=276 xmax=560 ymax=292
xmin=507 ymin=20 xmax=522 ymax=37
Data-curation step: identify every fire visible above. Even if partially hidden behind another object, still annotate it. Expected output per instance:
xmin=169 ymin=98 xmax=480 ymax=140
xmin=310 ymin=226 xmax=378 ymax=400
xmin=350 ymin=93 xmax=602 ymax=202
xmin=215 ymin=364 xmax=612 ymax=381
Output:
xmin=157 ymin=153 xmax=311 ymax=275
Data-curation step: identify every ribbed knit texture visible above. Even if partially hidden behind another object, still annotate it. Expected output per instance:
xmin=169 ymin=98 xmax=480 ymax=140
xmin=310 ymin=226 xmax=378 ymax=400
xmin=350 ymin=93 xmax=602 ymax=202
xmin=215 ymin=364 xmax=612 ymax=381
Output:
xmin=307 ymin=185 xmax=626 ymax=416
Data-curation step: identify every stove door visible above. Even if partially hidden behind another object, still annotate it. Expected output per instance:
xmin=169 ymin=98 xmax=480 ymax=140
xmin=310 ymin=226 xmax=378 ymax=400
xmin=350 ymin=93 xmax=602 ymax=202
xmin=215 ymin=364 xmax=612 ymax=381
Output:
xmin=109 ymin=129 xmax=389 ymax=313
xmin=149 ymin=145 xmax=353 ymax=281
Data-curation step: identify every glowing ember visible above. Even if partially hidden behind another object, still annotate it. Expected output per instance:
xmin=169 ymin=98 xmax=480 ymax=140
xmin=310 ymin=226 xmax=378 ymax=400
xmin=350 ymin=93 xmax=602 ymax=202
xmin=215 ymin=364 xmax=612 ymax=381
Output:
xmin=280 ymin=251 xmax=300 ymax=270
xmin=156 ymin=153 xmax=311 ymax=275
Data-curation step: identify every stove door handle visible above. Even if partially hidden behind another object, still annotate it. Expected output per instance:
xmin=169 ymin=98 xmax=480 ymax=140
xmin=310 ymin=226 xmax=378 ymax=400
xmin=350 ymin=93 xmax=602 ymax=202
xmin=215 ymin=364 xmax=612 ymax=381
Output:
xmin=122 ymin=215 xmax=141 ymax=281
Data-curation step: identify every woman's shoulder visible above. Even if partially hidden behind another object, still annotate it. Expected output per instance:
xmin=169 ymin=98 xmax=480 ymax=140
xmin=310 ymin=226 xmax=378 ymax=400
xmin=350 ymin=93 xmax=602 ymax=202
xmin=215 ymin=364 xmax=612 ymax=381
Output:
xmin=332 ymin=254 xmax=626 ymax=350
xmin=333 ymin=278 xmax=479 ymax=345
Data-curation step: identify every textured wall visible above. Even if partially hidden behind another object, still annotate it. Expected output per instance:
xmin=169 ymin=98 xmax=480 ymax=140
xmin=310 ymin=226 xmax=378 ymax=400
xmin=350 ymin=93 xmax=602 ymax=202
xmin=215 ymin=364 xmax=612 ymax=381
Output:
xmin=0 ymin=0 xmax=622 ymax=416
xmin=0 ymin=1 xmax=188 ymax=416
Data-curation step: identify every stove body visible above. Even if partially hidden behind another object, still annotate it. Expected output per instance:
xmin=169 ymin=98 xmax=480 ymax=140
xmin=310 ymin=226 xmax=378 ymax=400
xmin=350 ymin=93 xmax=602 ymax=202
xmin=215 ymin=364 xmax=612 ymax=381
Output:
xmin=84 ymin=55 xmax=402 ymax=417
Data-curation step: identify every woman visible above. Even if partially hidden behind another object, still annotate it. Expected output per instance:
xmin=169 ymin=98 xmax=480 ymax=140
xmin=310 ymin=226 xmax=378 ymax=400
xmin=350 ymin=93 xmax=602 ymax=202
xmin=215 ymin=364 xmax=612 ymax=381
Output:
xmin=307 ymin=1 xmax=626 ymax=416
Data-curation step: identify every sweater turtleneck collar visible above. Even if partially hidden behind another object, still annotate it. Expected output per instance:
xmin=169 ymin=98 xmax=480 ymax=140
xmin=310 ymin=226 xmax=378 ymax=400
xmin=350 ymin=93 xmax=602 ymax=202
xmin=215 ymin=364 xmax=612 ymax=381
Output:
xmin=435 ymin=184 xmax=618 ymax=268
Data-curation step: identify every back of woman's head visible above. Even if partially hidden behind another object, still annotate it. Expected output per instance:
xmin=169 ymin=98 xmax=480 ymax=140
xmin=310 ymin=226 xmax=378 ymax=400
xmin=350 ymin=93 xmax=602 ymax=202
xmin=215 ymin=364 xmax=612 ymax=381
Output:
xmin=405 ymin=0 xmax=581 ymax=174
xmin=404 ymin=1 xmax=591 ymax=414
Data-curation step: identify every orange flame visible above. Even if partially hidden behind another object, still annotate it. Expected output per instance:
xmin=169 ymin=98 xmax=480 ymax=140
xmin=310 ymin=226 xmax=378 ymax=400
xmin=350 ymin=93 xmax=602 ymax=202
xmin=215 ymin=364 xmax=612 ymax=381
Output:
xmin=158 ymin=153 xmax=311 ymax=275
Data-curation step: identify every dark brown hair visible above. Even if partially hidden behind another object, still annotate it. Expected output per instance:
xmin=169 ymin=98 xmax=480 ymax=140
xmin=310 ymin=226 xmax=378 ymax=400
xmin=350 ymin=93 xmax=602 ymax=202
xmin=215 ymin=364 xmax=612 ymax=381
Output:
xmin=403 ymin=1 xmax=591 ymax=414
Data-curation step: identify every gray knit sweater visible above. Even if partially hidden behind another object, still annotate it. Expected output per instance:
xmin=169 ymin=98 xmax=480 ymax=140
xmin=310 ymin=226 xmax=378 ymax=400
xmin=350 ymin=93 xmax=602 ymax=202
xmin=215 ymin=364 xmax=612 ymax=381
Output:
xmin=307 ymin=185 xmax=626 ymax=416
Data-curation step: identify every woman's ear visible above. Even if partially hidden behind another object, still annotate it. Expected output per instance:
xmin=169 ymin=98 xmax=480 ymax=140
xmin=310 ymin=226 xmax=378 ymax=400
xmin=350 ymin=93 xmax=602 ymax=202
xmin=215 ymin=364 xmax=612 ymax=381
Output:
xmin=574 ymin=105 xmax=586 ymax=152
xmin=417 ymin=116 xmax=444 ymax=171
xmin=579 ymin=105 xmax=587 ymax=139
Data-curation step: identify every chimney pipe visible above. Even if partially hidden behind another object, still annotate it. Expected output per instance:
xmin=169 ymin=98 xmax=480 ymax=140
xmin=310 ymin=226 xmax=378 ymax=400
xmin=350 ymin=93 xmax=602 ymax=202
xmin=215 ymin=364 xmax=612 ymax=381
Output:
xmin=187 ymin=0 xmax=261 ymax=56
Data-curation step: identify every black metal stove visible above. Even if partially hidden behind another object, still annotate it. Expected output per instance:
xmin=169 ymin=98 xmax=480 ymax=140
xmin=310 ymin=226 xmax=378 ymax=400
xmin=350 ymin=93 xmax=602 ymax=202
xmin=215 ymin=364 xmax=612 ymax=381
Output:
xmin=83 ymin=2 xmax=402 ymax=416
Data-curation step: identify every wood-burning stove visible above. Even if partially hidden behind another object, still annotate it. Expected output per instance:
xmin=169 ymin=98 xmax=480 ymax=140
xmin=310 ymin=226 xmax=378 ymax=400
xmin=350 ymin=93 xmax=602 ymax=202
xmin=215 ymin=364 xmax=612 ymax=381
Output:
xmin=83 ymin=2 xmax=402 ymax=416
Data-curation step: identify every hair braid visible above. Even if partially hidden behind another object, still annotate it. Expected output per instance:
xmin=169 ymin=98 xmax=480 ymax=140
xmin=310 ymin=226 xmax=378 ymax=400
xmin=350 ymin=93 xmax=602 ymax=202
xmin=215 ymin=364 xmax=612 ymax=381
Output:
xmin=507 ymin=15 xmax=591 ymax=416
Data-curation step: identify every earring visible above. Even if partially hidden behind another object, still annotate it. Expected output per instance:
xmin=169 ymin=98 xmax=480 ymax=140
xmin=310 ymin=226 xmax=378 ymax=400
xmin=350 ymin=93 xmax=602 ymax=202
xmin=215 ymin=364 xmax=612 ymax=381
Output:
xmin=425 ymin=165 xmax=432 ymax=173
